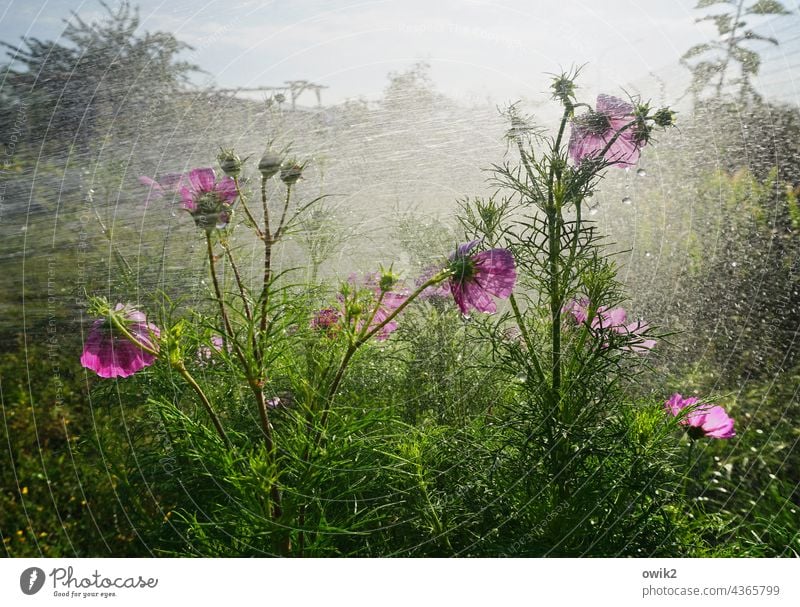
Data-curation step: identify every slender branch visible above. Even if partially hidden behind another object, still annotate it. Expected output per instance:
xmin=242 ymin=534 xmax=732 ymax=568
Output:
xmin=508 ymin=293 xmax=547 ymax=388
xmin=716 ymin=0 xmax=746 ymax=97
xmin=108 ymin=312 xmax=230 ymax=447
xmin=206 ymin=232 xmax=235 ymax=341
xmin=273 ymin=184 xmax=292 ymax=242
xmin=259 ymin=177 xmax=274 ymax=337
xmin=234 ymin=176 xmax=264 ymax=240
xmin=547 ymin=105 xmax=572 ymax=208
xmin=261 ymin=177 xmax=272 ymax=238
xmin=221 ymin=240 xmax=252 ymax=322
xmin=176 ymin=362 xmax=231 ymax=447
xmin=546 ymin=109 xmax=571 ymax=411
xmin=315 ymin=271 xmax=451 ymax=443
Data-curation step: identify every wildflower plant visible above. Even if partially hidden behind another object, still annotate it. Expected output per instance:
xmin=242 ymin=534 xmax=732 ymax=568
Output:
xmin=445 ymin=68 xmax=702 ymax=552
xmin=82 ymin=130 xmax=520 ymax=554
xmin=77 ymin=66 xmax=742 ymax=557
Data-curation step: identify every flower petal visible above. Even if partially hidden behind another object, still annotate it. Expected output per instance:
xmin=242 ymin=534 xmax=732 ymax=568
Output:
xmin=188 ymin=167 xmax=216 ymax=192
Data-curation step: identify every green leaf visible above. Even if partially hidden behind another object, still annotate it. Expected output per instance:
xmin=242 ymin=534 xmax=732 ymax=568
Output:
xmin=696 ymin=0 xmax=734 ymax=8
xmin=681 ymin=43 xmax=713 ymax=61
xmin=697 ymin=13 xmax=734 ymax=34
xmin=732 ymin=46 xmax=761 ymax=73
xmin=742 ymin=30 xmax=779 ymax=45
xmin=746 ymin=0 xmax=791 ymax=15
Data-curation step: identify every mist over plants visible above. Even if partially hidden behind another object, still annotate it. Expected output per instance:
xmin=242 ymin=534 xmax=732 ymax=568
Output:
xmin=1 ymin=1 xmax=798 ymax=557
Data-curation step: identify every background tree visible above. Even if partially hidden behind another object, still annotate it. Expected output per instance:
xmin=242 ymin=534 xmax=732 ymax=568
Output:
xmin=681 ymin=0 xmax=792 ymax=103
xmin=0 ymin=0 xmax=198 ymax=150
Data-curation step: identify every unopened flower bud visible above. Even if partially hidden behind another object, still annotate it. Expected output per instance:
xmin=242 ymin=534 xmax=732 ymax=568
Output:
xmin=280 ymin=162 xmax=303 ymax=185
xmin=258 ymin=150 xmax=282 ymax=179
xmin=346 ymin=301 xmax=363 ymax=318
xmin=653 ymin=107 xmax=676 ymax=128
xmin=379 ymin=270 xmax=399 ymax=292
xmin=217 ymin=149 xmax=242 ymax=178
xmin=551 ymin=74 xmax=576 ymax=105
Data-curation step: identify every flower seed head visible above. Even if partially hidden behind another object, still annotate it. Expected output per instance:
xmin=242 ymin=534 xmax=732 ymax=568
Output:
xmin=379 ymin=270 xmax=400 ymax=292
xmin=217 ymin=149 xmax=242 ymax=178
xmin=280 ymin=162 xmax=304 ymax=185
xmin=258 ymin=150 xmax=283 ymax=179
xmin=653 ymin=107 xmax=676 ymax=128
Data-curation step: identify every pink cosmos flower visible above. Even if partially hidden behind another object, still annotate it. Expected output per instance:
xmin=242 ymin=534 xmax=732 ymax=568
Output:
xmin=367 ymin=290 xmax=407 ymax=340
xmin=197 ymin=335 xmax=226 ymax=361
xmin=568 ymin=94 xmax=642 ymax=167
xmin=178 ymin=167 xmax=238 ymax=230
xmin=80 ymin=304 xmax=160 ymax=378
xmin=564 ymin=297 xmax=656 ymax=352
xmin=345 ymin=273 xmax=409 ymax=341
xmin=138 ymin=173 xmax=186 ymax=207
xmin=311 ymin=307 xmax=342 ymax=336
xmin=563 ymin=297 xmax=591 ymax=324
xmin=665 ymin=393 xmax=736 ymax=439
xmin=448 ymin=240 xmax=517 ymax=315
xmin=416 ymin=266 xmax=452 ymax=302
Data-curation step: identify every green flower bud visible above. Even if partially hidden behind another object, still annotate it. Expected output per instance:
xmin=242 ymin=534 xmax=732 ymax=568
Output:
xmin=551 ymin=75 xmax=576 ymax=104
xmin=258 ymin=150 xmax=283 ymax=179
xmin=653 ymin=107 xmax=676 ymax=128
xmin=280 ymin=162 xmax=304 ymax=185
xmin=379 ymin=270 xmax=400 ymax=292
xmin=217 ymin=148 xmax=242 ymax=178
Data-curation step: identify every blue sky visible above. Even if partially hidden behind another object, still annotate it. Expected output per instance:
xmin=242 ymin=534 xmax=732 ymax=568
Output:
xmin=1 ymin=0 xmax=798 ymax=105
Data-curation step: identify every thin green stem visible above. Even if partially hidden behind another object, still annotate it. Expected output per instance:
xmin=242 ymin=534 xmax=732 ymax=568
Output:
xmin=206 ymin=232 xmax=234 ymax=342
xmin=717 ymin=0 xmax=746 ymax=97
xmin=108 ymin=312 xmax=230 ymax=447
xmin=508 ymin=293 xmax=547 ymax=388
xmin=259 ymin=178 xmax=275 ymax=337
xmin=314 ymin=271 xmax=451 ymax=447
xmin=273 ymin=184 xmax=292 ymax=242
xmin=221 ymin=240 xmax=252 ymax=322
xmin=234 ymin=176 xmax=264 ymax=240
xmin=175 ymin=362 xmax=231 ymax=448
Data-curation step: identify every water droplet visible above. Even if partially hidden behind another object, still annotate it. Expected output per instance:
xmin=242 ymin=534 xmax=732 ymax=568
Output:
xmin=170 ymin=210 xmax=177 ymax=217
xmin=589 ymin=207 xmax=599 ymax=216
xmin=731 ymin=261 xmax=737 ymax=268
xmin=645 ymin=252 xmax=651 ymax=258
xmin=622 ymin=196 xmax=632 ymax=205
xmin=636 ymin=168 xmax=646 ymax=177
xmin=20 ymin=225 xmax=27 ymax=232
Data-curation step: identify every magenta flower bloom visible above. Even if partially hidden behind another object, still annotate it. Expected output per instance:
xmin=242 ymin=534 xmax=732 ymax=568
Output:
xmin=665 ymin=393 xmax=736 ymax=439
xmin=197 ymin=335 xmax=226 ymax=361
xmin=564 ymin=298 xmax=656 ymax=352
xmin=564 ymin=298 xmax=626 ymax=330
xmin=80 ymin=304 xmax=160 ymax=378
xmin=345 ymin=273 xmax=409 ymax=341
xmin=448 ymin=240 xmax=516 ymax=315
xmin=367 ymin=290 xmax=407 ymax=340
xmin=416 ymin=267 xmax=452 ymax=302
xmin=138 ymin=173 xmax=186 ymax=207
xmin=178 ymin=168 xmax=238 ymax=230
xmin=311 ymin=307 xmax=342 ymax=336
xmin=621 ymin=320 xmax=657 ymax=352
xmin=568 ymin=95 xmax=642 ymax=167
xmin=563 ymin=297 xmax=591 ymax=324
